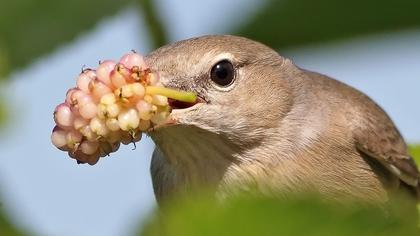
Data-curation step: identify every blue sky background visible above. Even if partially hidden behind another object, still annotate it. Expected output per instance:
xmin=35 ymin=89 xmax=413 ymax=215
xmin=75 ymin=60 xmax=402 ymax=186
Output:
xmin=0 ymin=0 xmax=419 ymax=235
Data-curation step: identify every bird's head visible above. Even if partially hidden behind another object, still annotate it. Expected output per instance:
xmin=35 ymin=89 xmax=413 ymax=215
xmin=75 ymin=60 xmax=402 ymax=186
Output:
xmin=145 ymin=35 xmax=296 ymax=162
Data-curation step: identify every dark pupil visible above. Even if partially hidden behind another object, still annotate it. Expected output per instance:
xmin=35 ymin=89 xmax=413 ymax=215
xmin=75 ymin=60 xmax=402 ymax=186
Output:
xmin=211 ymin=60 xmax=234 ymax=86
xmin=215 ymin=64 xmax=229 ymax=79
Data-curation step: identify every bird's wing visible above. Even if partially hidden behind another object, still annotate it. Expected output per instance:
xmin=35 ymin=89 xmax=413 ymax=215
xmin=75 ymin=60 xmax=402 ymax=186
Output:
xmin=302 ymin=69 xmax=419 ymax=197
xmin=354 ymin=129 xmax=420 ymax=190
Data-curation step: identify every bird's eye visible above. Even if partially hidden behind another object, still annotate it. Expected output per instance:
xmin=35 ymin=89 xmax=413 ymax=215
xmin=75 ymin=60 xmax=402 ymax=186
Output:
xmin=210 ymin=60 xmax=235 ymax=87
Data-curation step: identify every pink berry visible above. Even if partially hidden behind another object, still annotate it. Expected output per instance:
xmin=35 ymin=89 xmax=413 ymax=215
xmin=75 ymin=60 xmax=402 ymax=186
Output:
xmin=107 ymin=131 xmax=122 ymax=143
xmin=119 ymin=52 xmax=147 ymax=70
xmin=98 ymin=141 xmax=112 ymax=157
xmin=110 ymin=64 xmax=129 ymax=88
xmin=151 ymin=95 xmax=168 ymax=106
xmin=66 ymin=129 xmax=83 ymax=149
xmin=110 ymin=142 xmax=120 ymax=153
xmin=119 ymin=84 xmax=134 ymax=98
xmin=89 ymin=79 xmax=112 ymax=102
xmin=90 ymin=117 xmax=110 ymax=137
xmin=96 ymin=60 xmax=116 ymax=87
xmin=73 ymin=93 xmax=94 ymax=117
xmin=132 ymin=131 xmax=142 ymax=142
xmin=97 ymin=104 xmax=108 ymax=119
xmin=80 ymin=141 xmax=100 ymax=155
xmin=52 ymin=50 xmax=174 ymax=165
xmin=86 ymin=154 xmax=100 ymax=165
xmin=68 ymin=150 xmax=90 ymax=163
xmin=121 ymin=133 xmax=133 ymax=145
xmin=68 ymin=89 xmax=92 ymax=107
xmin=73 ymin=116 xmax=89 ymax=130
xmin=106 ymin=104 xmax=120 ymax=118
xmin=151 ymin=111 xmax=169 ymax=125
xmin=131 ymin=83 xmax=145 ymax=98
xmin=51 ymin=126 xmax=68 ymax=149
xmin=118 ymin=108 xmax=140 ymax=131
xmin=106 ymin=118 xmax=120 ymax=131
xmin=136 ymin=100 xmax=152 ymax=120
xmin=100 ymin=93 xmax=116 ymax=105
xmin=76 ymin=70 xmax=96 ymax=93
xmin=143 ymin=95 xmax=153 ymax=104
xmin=138 ymin=119 xmax=151 ymax=131
xmin=147 ymin=73 xmax=160 ymax=86
xmin=54 ymin=103 xmax=75 ymax=128
xmin=65 ymin=88 xmax=78 ymax=104
xmin=79 ymin=102 xmax=97 ymax=119
xmin=80 ymin=125 xmax=98 ymax=141
xmin=121 ymin=130 xmax=141 ymax=145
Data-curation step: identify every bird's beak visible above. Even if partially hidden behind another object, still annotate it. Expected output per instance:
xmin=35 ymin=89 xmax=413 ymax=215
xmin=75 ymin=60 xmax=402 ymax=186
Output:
xmin=157 ymin=73 xmax=205 ymax=107
xmin=147 ymin=73 xmax=206 ymax=131
xmin=143 ymin=54 xmax=206 ymax=130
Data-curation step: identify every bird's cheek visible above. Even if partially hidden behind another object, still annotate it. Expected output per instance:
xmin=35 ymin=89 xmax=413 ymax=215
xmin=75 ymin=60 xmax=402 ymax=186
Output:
xmin=168 ymin=108 xmax=195 ymax=125
xmin=149 ymin=106 xmax=198 ymax=130
xmin=148 ymin=102 xmax=207 ymax=133
xmin=173 ymin=105 xmax=212 ymax=127
xmin=147 ymin=114 xmax=177 ymax=131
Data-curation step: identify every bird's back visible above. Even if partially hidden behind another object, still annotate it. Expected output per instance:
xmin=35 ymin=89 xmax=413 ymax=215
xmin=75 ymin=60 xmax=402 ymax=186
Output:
xmin=294 ymin=68 xmax=419 ymax=201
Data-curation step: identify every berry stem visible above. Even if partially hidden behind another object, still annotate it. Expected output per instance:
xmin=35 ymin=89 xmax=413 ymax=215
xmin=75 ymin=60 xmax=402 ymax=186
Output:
xmin=145 ymin=86 xmax=197 ymax=103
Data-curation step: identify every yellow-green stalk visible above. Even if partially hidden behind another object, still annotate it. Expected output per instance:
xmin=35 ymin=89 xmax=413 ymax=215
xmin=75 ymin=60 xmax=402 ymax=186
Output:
xmin=146 ymin=86 xmax=197 ymax=103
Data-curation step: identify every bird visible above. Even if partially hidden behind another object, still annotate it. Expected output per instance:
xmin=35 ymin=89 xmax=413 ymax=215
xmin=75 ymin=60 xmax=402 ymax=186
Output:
xmin=144 ymin=35 xmax=420 ymax=206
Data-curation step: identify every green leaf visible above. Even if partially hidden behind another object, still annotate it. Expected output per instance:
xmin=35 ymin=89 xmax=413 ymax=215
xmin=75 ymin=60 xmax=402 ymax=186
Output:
xmin=140 ymin=194 xmax=420 ymax=236
xmin=0 ymin=42 xmax=9 ymax=79
xmin=0 ymin=207 xmax=26 ymax=236
xmin=409 ymin=145 xmax=420 ymax=166
xmin=0 ymin=98 xmax=6 ymax=128
xmin=236 ymin=0 xmax=420 ymax=49
xmin=136 ymin=0 xmax=168 ymax=49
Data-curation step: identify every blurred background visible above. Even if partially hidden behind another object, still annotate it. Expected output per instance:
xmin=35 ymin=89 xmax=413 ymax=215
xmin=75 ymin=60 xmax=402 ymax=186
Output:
xmin=0 ymin=0 xmax=419 ymax=235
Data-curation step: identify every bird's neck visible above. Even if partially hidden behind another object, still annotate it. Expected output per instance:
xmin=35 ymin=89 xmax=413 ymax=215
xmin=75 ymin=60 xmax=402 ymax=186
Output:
xmin=151 ymin=125 xmax=239 ymax=190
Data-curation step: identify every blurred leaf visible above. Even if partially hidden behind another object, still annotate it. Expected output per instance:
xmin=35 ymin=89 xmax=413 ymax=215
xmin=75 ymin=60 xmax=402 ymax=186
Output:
xmin=140 ymin=194 xmax=420 ymax=236
xmin=0 ymin=0 xmax=136 ymax=76
xmin=0 ymin=98 xmax=6 ymax=128
xmin=137 ymin=0 xmax=168 ymax=48
xmin=409 ymin=145 xmax=420 ymax=165
xmin=237 ymin=0 xmax=420 ymax=49
xmin=0 ymin=42 xmax=9 ymax=79
xmin=0 ymin=208 xmax=26 ymax=236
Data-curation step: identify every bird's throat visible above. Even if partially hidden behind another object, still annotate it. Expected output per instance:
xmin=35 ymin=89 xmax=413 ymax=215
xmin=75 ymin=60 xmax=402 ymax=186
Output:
xmin=151 ymin=125 xmax=238 ymax=189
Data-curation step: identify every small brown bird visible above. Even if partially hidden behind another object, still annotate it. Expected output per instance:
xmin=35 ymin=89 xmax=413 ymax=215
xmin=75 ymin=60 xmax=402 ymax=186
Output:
xmin=145 ymin=35 xmax=419 ymax=206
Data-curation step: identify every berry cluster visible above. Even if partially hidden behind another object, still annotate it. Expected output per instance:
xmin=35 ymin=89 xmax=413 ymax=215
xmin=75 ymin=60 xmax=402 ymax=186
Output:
xmin=51 ymin=52 xmax=195 ymax=165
